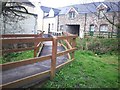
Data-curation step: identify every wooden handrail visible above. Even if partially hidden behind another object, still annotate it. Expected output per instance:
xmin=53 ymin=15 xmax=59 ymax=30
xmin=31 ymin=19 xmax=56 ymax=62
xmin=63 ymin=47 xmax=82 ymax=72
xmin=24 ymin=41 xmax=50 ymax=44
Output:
xmin=1 ymin=55 xmax=52 ymax=71
xmin=57 ymin=48 xmax=76 ymax=57
xmin=64 ymin=39 xmax=72 ymax=49
xmin=2 ymin=33 xmax=44 ymax=38
xmin=1 ymin=33 xmax=78 ymax=85
xmin=1 ymin=37 xmax=52 ymax=44
xmin=57 ymin=35 xmax=77 ymax=40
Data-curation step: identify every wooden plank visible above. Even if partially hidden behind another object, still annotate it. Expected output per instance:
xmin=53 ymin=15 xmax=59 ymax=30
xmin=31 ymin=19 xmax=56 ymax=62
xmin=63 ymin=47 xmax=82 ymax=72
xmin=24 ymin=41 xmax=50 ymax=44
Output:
xmin=36 ymin=42 xmax=42 ymax=53
xmin=0 ymin=70 xmax=50 ymax=88
xmin=61 ymin=44 xmax=71 ymax=59
xmin=1 ymin=37 xmax=52 ymax=44
xmin=2 ymin=47 xmax=34 ymax=54
xmin=57 ymin=48 xmax=76 ymax=57
xmin=34 ymin=41 xmax=38 ymax=57
xmin=1 ymin=55 xmax=52 ymax=71
xmin=71 ymin=38 xmax=76 ymax=59
xmin=50 ymin=37 xmax=57 ymax=80
xmin=2 ymin=34 xmax=38 ymax=38
xmin=2 ymin=33 xmax=44 ymax=38
xmin=57 ymin=35 xmax=78 ymax=40
xmin=37 ymin=43 xmax=44 ymax=57
xmin=2 ymin=38 xmax=35 ymax=44
xmin=64 ymin=40 xmax=72 ymax=49
xmin=36 ymin=42 xmax=42 ymax=48
xmin=56 ymin=59 xmax=74 ymax=70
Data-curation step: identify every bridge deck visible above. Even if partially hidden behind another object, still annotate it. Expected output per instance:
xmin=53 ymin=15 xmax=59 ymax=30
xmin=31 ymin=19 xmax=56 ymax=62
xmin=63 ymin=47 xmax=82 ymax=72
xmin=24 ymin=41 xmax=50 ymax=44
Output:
xmin=2 ymin=41 xmax=68 ymax=87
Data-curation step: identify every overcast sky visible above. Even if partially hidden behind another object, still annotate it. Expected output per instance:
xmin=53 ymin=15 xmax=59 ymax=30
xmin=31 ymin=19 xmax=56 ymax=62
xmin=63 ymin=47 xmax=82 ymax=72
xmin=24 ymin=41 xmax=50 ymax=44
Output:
xmin=29 ymin=0 xmax=105 ymax=8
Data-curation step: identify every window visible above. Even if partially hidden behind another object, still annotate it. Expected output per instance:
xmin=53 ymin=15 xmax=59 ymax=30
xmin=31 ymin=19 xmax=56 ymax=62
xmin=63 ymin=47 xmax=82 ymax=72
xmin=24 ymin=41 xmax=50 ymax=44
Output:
xmin=100 ymin=24 xmax=108 ymax=32
xmin=52 ymin=23 xmax=54 ymax=30
xmin=89 ymin=24 xmax=95 ymax=36
xmin=48 ymin=23 xmax=50 ymax=33
xmin=98 ymin=9 xmax=106 ymax=19
xmin=97 ymin=3 xmax=108 ymax=19
xmin=60 ymin=25 xmax=63 ymax=31
xmin=69 ymin=11 xmax=75 ymax=19
xmin=89 ymin=25 xmax=95 ymax=32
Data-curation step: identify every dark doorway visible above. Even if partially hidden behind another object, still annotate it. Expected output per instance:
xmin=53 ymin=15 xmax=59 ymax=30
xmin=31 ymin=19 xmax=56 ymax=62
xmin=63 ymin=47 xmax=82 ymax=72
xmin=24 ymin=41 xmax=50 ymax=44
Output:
xmin=66 ymin=25 xmax=80 ymax=36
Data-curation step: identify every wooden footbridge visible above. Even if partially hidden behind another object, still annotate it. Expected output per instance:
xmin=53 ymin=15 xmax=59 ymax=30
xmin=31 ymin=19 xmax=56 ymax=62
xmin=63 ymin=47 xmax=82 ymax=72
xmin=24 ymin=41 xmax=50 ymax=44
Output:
xmin=0 ymin=32 xmax=77 ymax=89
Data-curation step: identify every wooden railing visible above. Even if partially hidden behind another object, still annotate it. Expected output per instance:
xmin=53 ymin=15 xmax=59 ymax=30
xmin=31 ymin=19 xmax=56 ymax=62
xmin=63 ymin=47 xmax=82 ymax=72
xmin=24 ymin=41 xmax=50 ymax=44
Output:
xmin=84 ymin=31 xmax=117 ymax=38
xmin=49 ymin=31 xmax=63 ymax=36
xmin=0 ymin=32 xmax=78 ymax=88
xmin=1 ymin=32 xmax=44 ymax=57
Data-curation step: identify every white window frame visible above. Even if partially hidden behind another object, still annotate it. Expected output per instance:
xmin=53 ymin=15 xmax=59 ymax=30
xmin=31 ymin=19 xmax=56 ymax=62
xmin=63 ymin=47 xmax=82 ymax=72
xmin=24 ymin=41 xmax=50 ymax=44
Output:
xmin=100 ymin=24 xmax=108 ymax=32
xmin=68 ymin=11 xmax=75 ymax=19
xmin=98 ymin=9 xmax=106 ymax=19
xmin=89 ymin=25 xmax=95 ymax=32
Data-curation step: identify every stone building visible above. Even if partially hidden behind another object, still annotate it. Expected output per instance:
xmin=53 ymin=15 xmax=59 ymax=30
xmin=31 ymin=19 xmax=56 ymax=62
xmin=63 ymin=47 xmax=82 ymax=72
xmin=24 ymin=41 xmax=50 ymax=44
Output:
xmin=58 ymin=2 xmax=120 ymax=38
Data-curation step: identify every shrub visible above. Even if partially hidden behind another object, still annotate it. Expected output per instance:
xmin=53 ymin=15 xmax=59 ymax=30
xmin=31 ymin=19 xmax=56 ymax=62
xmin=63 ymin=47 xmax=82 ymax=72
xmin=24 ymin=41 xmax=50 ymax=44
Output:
xmin=76 ymin=37 xmax=118 ymax=55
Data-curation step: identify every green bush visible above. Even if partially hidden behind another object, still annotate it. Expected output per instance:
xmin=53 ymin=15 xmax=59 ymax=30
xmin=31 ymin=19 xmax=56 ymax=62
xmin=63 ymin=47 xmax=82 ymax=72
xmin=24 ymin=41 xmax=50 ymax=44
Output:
xmin=76 ymin=37 xmax=118 ymax=55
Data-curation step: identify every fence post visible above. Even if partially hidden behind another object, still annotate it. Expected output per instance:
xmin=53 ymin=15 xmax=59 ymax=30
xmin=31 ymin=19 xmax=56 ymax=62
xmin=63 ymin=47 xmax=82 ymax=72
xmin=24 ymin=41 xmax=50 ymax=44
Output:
xmin=50 ymin=36 xmax=57 ymax=80
xmin=34 ymin=41 xmax=37 ymax=57
xmin=71 ymin=38 xmax=76 ymax=60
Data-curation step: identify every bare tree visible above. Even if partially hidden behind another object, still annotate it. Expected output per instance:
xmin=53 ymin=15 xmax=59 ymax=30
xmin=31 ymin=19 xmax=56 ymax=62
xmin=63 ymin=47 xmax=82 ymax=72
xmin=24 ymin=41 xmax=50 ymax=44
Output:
xmin=86 ymin=1 xmax=120 ymax=29
xmin=0 ymin=0 xmax=29 ymax=34
xmin=84 ymin=1 xmax=120 ymax=38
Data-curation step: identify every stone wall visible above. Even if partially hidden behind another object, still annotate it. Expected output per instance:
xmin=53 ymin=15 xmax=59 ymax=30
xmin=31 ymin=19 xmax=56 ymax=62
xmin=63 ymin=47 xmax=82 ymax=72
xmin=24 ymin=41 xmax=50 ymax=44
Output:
xmin=58 ymin=11 xmax=119 ymax=38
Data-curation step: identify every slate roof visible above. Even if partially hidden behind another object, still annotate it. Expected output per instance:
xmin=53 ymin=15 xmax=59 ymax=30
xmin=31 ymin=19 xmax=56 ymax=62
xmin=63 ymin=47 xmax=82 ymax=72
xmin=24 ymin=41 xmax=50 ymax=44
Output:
xmin=58 ymin=1 xmax=120 ymax=15
xmin=40 ymin=6 xmax=61 ymax=17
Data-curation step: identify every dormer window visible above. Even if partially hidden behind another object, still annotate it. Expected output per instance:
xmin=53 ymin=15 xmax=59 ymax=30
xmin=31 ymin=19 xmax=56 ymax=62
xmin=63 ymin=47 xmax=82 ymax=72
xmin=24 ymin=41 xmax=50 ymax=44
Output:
xmin=69 ymin=11 xmax=75 ymax=19
xmin=97 ymin=3 xmax=108 ymax=19
xmin=67 ymin=7 xmax=78 ymax=19
xmin=98 ymin=9 xmax=106 ymax=19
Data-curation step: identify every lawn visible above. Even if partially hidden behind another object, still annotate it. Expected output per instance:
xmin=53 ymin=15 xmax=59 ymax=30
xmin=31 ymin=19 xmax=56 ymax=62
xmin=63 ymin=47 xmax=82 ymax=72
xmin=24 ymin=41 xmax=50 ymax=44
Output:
xmin=41 ymin=50 xmax=119 ymax=88
xmin=1 ymin=37 xmax=119 ymax=88
xmin=0 ymin=50 xmax=34 ymax=64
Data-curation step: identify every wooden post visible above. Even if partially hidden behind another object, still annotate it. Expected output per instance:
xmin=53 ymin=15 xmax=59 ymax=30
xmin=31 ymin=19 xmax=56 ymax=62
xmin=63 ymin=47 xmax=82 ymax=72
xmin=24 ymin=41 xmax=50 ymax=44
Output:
xmin=71 ymin=38 xmax=76 ymax=60
xmin=34 ymin=38 xmax=38 ymax=57
xmin=50 ymin=37 xmax=57 ymax=80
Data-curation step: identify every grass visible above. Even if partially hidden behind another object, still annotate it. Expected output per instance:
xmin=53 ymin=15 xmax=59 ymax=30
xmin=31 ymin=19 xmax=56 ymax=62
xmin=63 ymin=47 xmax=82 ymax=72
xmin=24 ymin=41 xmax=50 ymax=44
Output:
xmin=1 ymin=37 xmax=119 ymax=88
xmin=0 ymin=50 xmax=34 ymax=64
xmin=41 ymin=50 xmax=119 ymax=88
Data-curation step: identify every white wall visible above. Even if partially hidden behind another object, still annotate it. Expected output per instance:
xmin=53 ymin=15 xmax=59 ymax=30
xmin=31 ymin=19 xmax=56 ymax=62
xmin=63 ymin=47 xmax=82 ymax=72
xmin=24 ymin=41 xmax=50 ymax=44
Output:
xmin=33 ymin=2 xmax=44 ymax=32
xmin=36 ymin=8 xmax=44 ymax=32
xmin=22 ymin=4 xmax=35 ymax=14
xmin=1 ymin=12 xmax=37 ymax=34
xmin=48 ymin=9 xmax=54 ymax=17
xmin=0 ymin=1 xmax=38 ymax=34
xmin=43 ymin=17 xmax=58 ymax=34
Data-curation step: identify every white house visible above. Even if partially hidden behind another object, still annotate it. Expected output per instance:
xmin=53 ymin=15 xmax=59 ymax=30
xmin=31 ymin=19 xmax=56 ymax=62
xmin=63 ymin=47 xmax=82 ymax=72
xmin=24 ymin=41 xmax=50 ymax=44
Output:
xmin=37 ymin=6 xmax=60 ymax=34
xmin=1 ymin=0 xmax=38 ymax=34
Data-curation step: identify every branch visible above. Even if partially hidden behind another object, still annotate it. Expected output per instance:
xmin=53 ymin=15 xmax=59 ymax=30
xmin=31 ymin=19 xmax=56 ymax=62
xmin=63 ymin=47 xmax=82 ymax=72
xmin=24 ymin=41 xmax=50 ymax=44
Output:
xmin=3 ymin=5 xmax=28 ymax=13
xmin=103 ymin=10 xmax=120 ymax=29
xmin=85 ymin=3 xmax=98 ymax=16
